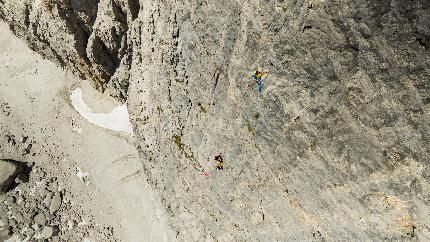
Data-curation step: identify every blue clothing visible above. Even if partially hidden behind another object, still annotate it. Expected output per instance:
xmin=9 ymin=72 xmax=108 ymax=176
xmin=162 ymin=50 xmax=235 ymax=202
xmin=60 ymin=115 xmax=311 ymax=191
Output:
xmin=257 ymin=79 xmax=263 ymax=93
xmin=252 ymin=75 xmax=263 ymax=94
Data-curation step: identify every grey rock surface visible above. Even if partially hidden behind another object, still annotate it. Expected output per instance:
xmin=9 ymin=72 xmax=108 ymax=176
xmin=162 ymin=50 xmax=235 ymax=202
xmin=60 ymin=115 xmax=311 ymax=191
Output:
xmin=49 ymin=192 xmax=62 ymax=214
xmin=1 ymin=0 xmax=430 ymax=241
xmin=41 ymin=225 xmax=55 ymax=239
xmin=127 ymin=1 xmax=430 ymax=241
xmin=33 ymin=213 xmax=46 ymax=226
xmin=0 ymin=160 xmax=116 ymax=241
xmin=0 ymin=159 xmax=22 ymax=194
xmin=0 ymin=0 xmax=138 ymax=101
xmin=0 ymin=23 xmax=169 ymax=240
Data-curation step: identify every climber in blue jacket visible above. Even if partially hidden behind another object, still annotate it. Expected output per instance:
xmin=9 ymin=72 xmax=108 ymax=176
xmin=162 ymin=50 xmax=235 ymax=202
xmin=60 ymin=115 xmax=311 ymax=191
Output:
xmin=251 ymin=70 xmax=268 ymax=94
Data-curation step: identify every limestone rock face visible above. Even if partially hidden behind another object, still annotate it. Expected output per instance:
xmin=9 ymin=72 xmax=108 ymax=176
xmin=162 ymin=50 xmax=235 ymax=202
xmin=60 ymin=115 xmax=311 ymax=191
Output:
xmin=2 ymin=0 xmax=430 ymax=241
xmin=0 ymin=0 xmax=139 ymax=100
xmin=126 ymin=1 xmax=430 ymax=241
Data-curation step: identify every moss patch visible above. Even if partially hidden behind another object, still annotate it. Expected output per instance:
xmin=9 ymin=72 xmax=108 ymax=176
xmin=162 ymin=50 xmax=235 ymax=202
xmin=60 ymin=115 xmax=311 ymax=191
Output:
xmin=197 ymin=103 xmax=207 ymax=113
xmin=172 ymin=134 xmax=203 ymax=172
xmin=246 ymin=122 xmax=256 ymax=135
xmin=173 ymin=134 xmax=194 ymax=160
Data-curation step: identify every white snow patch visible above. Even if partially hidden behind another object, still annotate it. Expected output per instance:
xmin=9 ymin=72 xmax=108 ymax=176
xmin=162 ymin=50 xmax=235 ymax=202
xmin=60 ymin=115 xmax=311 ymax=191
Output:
xmin=70 ymin=88 xmax=133 ymax=135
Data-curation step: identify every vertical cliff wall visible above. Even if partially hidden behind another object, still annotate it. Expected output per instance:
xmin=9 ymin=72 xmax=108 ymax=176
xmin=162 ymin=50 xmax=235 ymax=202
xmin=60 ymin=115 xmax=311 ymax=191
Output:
xmin=127 ymin=0 xmax=430 ymax=240
xmin=0 ymin=0 xmax=140 ymax=100
xmin=2 ymin=0 xmax=430 ymax=241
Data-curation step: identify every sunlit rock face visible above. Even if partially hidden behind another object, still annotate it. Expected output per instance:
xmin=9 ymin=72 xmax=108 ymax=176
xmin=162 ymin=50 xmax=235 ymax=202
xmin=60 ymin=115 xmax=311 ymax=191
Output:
xmin=2 ymin=0 xmax=430 ymax=241
xmin=0 ymin=0 xmax=138 ymax=100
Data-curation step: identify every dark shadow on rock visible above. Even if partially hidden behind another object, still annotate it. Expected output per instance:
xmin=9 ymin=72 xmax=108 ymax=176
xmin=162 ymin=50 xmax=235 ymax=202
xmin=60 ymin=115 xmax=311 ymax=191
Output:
xmin=0 ymin=159 xmax=32 ymax=193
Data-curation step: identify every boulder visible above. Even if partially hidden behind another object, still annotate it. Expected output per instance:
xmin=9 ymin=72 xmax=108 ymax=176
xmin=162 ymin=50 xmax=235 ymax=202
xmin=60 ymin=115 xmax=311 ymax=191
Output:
xmin=49 ymin=192 xmax=62 ymax=214
xmin=41 ymin=226 xmax=54 ymax=239
xmin=0 ymin=159 xmax=22 ymax=194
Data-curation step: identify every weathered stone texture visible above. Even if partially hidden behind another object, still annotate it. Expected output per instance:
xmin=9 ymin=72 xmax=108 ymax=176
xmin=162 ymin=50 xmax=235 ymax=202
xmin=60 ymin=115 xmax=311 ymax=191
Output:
xmin=1 ymin=0 xmax=430 ymax=241
xmin=0 ymin=0 xmax=138 ymax=100
xmin=127 ymin=1 xmax=430 ymax=240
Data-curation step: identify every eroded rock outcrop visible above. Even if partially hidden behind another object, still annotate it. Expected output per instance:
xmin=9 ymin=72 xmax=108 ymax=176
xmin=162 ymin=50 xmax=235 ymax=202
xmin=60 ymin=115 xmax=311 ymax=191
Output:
xmin=2 ymin=0 xmax=430 ymax=241
xmin=0 ymin=159 xmax=23 ymax=194
xmin=0 ymin=0 xmax=139 ymax=100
